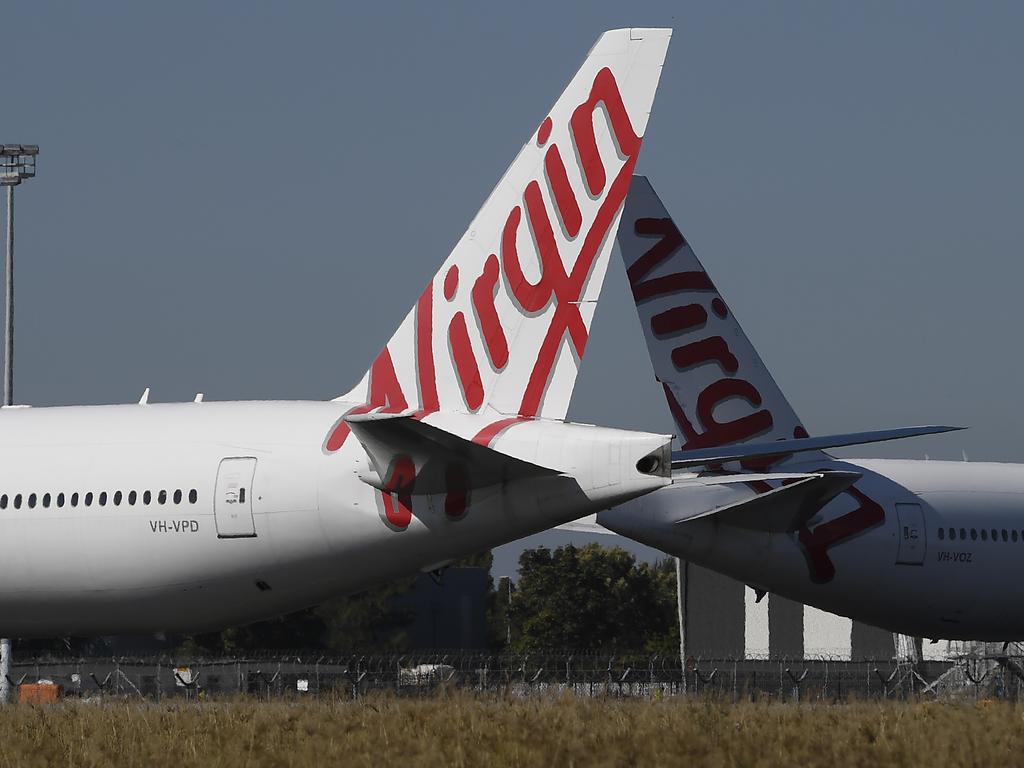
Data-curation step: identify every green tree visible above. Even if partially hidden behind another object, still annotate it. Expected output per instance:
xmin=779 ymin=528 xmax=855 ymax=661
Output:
xmin=314 ymin=576 xmax=417 ymax=652
xmin=508 ymin=544 xmax=679 ymax=653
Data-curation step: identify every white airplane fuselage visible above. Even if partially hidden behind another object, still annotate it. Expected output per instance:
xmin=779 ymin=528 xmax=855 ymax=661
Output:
xmin=600 ymin=458 xmax=1024 ymax=640
xmin=0 ymin=401 xmax=668 ymax=637
xmin=0 ymin=28 xmax=679 ymax=638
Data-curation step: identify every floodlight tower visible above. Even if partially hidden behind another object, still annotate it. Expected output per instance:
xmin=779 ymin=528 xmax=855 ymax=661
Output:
xmin=0 ymin=144 xmax=38 ymax=704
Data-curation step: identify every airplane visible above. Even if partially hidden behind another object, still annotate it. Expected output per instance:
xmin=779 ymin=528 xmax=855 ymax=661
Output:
xmin=0 ymin=28 xmax=683 ymax=637
xmin=582 ymin=175 xmax=1024 ymax=641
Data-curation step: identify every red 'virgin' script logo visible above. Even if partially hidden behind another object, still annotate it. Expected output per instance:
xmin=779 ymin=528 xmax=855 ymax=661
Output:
xmin=326 ymin=67 xmax=644 ymax=531
xmin=628 ymin=217 xmax=884 ymax=582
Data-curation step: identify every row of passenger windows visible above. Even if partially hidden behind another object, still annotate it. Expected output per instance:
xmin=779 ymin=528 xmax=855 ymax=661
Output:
xmin=0 ymin=489 xmax=198 ymax=510
xmin=938 ymin=527 xmax=1021 ymax=543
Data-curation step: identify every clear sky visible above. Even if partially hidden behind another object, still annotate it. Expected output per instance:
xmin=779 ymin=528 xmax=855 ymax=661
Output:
xmin=5 ymin=2 xmax=1023 ymax=577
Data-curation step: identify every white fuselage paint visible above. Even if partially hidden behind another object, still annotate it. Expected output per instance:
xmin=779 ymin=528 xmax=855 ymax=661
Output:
xmin=599 ymin=458 xmax=1024 ymax=641
xmin=0 ymin=401 xmax=669 ymax=637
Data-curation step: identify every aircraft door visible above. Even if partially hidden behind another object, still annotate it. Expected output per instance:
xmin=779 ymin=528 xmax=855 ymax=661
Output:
xmin=215 ymin=457 xmax=258 ymax=538
xmin=895 ymin=502 xmax=925 ymax=565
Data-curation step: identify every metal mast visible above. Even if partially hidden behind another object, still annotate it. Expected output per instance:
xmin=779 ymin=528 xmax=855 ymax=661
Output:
xmin=0 ymin=144 xmax=38 ymax=704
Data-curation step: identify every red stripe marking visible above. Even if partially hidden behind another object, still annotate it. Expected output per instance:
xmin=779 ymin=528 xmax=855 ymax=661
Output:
xmin=798 ymin=487 xmax=884 ymax=583
xmin=501 ymin=203 xmax=548 ymax=313
xmin=325 ymin=348 xmax=409 ymax=453
xmin=448 ymin=312 xmax=484 ymax=410
xmin=672 ymin=336 xmax=739 ymax=374
xmin=444 ymin=464 xmax=469 ymax=519
xmin=325 ymin=404 xmax=373 ymax=452
xmin=537 ymin=116 xmax=553 ymax=145
xmin=367 ymin=348 xmax=408 ymax=412
xmin=627 ymin=217 xmax=687 ymax=286
xmin=651 ymin=305 xmax=707 ymax=337
xmin=518 ymin=140 xmax=636 ymax=416
xmin=471 ymin=254 xmax=509 ymax=369
xmin=571 ymin=67 xmax=641 ymax=197
xmin=443 ymin=265 xmax=459 ymax=301
xmin=471 ymin=416 xmax=528 ymax=447
xmin=382 ymin=492 xmax=413 ymax=530
xmin=416 ymin=284 xmax=439 ymax=411
xmin=381 ymin=456 xmax=416 ymax=530
xmin=631 ymin=272 xmax=715 ymax=302
xmin=544 ymin=145 xmax=582 ymax=238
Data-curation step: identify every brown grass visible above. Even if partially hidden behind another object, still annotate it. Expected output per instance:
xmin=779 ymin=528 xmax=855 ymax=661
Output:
xmin=0 ymin=694 xmax=1020 ymax=767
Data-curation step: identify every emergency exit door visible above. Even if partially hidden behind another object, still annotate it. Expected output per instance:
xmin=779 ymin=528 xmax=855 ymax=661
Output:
xmin=895 ymin=502 xmax=926 ymax=565
xmin=215 ymin=457 xmax=257 ymax=538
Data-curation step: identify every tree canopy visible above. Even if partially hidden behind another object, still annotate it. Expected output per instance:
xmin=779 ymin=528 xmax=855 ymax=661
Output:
xmin=508 ymin=544 xmax=679 ymax=653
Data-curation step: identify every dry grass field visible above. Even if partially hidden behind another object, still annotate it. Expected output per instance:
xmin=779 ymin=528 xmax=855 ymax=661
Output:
xmin=0 ymin=695 xmax=1021 ymax=767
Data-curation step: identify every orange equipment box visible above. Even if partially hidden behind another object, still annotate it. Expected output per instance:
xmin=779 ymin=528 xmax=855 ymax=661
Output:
xmin=17 ymin=683 xmax=62 ymax=704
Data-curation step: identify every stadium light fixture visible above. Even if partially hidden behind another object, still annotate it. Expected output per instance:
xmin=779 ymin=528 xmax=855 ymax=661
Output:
xmin=0 ymin=142 xmax=38 ymax=705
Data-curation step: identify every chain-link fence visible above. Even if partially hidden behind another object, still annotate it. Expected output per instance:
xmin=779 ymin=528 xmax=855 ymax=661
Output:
xmin=10 ymin=651 xmax=1023 ymax=702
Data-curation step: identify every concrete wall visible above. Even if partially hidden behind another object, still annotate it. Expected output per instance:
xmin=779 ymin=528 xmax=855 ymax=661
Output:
xmin=850 ymin=620 xmax=895 ymax=660
xmin=683 ymin=562 xmax=745 ymax=658
xmin=768 ymin=595 xmax=804 ymax=659
xmin=681 ymin=561 xmax=897 ymax=661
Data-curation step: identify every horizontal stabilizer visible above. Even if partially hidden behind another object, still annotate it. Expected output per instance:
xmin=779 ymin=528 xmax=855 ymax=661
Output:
xmin=670 ymin=425 xmax=963 ymax=470
xmin=679 ymin=470 xmax=862 ymax=532
xmin=346 ymin=412 xmax=558 ymax=495
xmin=555 ymin=515 xmax=615 ymax=535
xmin=678 ymin=472 xmax=823 ymax=486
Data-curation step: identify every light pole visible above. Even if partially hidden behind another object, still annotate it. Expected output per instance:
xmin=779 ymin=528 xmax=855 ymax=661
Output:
xmin=0 ymin=143 xmax=38 ymax=704
xmin=676 ymin=557 xmax=687 ymax=693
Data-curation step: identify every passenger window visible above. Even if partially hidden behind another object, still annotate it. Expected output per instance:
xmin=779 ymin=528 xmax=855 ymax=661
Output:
xmin=239 ymin=488 xmax=246 ymax=504
xmin=189 ymin=489 xmax=198 ymax=504
xmin=0 ymin=495 xmax=6 ymax=510
xmin=143 ymin=491 xmax=151 ymax=505
xmin=57 ymin=493 xmax=65 ymax=508
xmin=981 ymin=529 xmax=988 ymax=541
xmin=960 ymin=528 xmax=966 ymax=539
xmin=158 ymin=490 xmax=167 ymax=505
xmin=71 ymin=492 xmax=79 ymax=507
xmin=99 ymin=492 xmax=107 ymax=507
xmin=84 ymin=492 xmax=93 ymax=507
xmin=992 ymin=529 xmax=998 ymax=541
xmin=43 ymin=493 xmax=51 ymax=508
xmin=114 ymin=491 xmax=122 ymax=506
xmin=128 ymin=491 xmax=137 ymax=505
xmin=28 ymin=493 xmax=36 ymax=509
xmin=949 ymin=528 xmax=956 ymax=540
xmin=1015 ymin=531 xmax=1020 ymax=543
xmin=14 ymin=494 xmax=22 ymax=509
xmin=173 ymin=489 xmax=182 ymax=504
xmin=938 ymin=528 xmax=945 ymax=540
xmin=971 ymin=528 xmax=978 ymax=540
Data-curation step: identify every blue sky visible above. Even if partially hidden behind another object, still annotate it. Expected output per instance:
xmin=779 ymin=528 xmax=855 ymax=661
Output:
xmin=5 ymin=2 xmax=1022 ymax=575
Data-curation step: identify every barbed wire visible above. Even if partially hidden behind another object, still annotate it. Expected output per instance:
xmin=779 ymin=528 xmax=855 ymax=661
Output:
xmin=6 ymin=651 xmax=1023 ymax=703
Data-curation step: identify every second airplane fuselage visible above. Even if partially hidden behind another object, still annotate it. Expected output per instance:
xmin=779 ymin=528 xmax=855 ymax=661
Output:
xmin=600 ymin=458 xmax=1024 ymax=640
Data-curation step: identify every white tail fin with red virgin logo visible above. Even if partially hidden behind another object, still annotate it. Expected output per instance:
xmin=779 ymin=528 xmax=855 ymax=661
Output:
xmin=617 ymin=176 xmax=821 ymax=462
xmin=618 ymin=180 xmax=961 ymax=477
xmin=332 ymin=30 xmax=672 ymax=452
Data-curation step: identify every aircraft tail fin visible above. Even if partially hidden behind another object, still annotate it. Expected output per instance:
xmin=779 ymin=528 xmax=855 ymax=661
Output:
xmin=332 ymin=30 xmax=672 ymax=451
xmin=617 ymin=176 xmax=820 ymax=464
